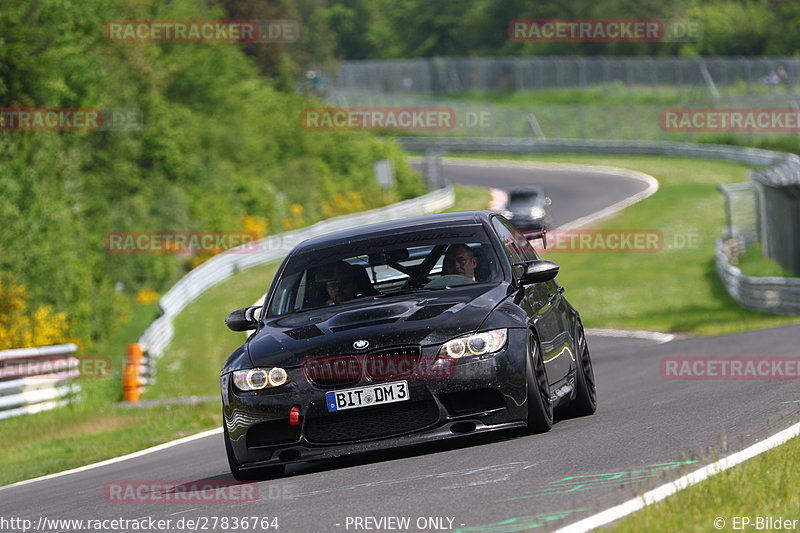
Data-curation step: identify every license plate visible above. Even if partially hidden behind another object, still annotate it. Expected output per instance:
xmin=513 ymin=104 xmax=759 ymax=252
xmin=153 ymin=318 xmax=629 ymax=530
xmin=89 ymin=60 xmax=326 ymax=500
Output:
xmin=326 ymin=381 xmax=409 ymax=412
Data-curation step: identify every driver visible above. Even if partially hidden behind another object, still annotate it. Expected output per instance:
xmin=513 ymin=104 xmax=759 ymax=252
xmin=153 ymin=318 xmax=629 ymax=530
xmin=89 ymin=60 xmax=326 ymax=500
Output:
xmin=443 ymin=244 xmax=478 ymax=280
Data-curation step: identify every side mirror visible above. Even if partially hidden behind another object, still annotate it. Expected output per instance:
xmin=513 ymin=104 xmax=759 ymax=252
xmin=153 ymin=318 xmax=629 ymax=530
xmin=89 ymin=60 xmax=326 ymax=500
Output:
xmin=513 ymin=260 xmax=559 ymax=285
xmin=225 ymin=306 xmax=262 ymax=332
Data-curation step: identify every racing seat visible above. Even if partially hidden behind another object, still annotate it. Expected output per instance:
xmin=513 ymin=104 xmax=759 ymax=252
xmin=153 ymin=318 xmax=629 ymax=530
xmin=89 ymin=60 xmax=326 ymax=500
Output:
xmin=351 ymin=264 xmax=380 ymax=297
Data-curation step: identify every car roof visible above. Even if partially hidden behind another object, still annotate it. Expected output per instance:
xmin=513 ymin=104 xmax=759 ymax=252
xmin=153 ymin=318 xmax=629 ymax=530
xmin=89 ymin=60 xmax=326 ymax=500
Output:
xmin=292 ymin=210 xmax=496 ymax=255
xmin=508 ymin=185 xmax=545 ymax=195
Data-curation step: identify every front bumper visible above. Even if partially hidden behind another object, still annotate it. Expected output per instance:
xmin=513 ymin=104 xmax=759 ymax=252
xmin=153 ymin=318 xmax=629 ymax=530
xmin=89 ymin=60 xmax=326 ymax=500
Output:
xmin=221 ymin=329 xmax=529 ymax=470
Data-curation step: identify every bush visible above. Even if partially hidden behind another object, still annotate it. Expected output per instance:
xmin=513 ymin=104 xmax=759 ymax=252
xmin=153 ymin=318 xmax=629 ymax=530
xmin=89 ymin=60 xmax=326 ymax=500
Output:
xmin=0 ymin=0 xmax=424 ymax=347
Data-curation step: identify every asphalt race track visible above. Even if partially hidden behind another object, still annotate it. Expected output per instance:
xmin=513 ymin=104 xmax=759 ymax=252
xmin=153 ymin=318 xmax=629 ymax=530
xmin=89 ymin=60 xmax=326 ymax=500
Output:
xmin=2 ymin=160 xmax=798 ymax=533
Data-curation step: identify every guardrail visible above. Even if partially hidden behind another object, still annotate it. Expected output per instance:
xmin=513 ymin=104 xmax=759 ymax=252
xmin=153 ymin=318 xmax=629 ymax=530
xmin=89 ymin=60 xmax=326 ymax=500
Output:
xmin=136 ymin=186 xmax=455 ymax=374
xmin=716 ymin=238 xmax=800 ymax=314
xmin=0 ymin=343 xmax=81 ymax=420
xmin=396 ymin=137 xmax=789 ymax=166
xmin=396 ymin=137 xmax=800 ymax=315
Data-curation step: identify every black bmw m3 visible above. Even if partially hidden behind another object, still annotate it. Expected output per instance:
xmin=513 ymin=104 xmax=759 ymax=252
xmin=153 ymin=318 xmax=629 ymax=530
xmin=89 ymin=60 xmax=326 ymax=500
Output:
xmin=220 ymin=211 xmax=596 ymax=480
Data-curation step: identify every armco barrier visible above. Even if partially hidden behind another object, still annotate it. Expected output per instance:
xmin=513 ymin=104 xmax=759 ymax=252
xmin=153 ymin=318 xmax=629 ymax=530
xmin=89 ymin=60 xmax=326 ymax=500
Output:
xmin=396 ymin=137 xmax=788 ymax=166
xmin=716 ymin=239 xmax=800 ymax=314
xmin=0 ymin=343 xmax=81 ymax=419
xmin=136 ymin=186 xmax=455 ymax=372
xmin=396 ymin=137 xmax=800 ymax=315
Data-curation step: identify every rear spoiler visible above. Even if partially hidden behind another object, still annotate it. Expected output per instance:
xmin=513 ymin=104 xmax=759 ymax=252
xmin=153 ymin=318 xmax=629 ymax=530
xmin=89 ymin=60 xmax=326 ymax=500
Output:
xmin=525 ymin=229 xmax=547 ymax=249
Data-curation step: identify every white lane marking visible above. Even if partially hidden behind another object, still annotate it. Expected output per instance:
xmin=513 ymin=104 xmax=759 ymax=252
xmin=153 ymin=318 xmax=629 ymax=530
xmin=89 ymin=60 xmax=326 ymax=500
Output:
xmin=553 ymin=420 xmax=800 ymax=533
xmin=586 ymin=328 xmax=676 ymax=344
xmin=0 ymin=427 xmax=222 ymax=491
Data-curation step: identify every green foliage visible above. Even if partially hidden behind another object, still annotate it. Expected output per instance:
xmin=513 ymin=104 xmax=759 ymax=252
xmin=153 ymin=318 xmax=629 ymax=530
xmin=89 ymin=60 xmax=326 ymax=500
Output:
xmin=0 ymin=0 xmax=423 ymax=345
xmin=285 ymin=0 xmax=800 ymax=61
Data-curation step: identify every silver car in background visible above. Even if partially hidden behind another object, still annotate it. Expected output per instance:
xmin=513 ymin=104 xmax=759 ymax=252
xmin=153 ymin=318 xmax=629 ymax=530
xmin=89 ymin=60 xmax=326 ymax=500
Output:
xmin=501 ymin=186 xmax=553 ymax=231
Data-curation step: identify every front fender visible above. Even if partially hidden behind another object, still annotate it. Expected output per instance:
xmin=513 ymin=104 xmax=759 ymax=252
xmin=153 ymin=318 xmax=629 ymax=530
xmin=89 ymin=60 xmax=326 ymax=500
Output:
xmin=221 ymin=344 xmax=252 ymax=375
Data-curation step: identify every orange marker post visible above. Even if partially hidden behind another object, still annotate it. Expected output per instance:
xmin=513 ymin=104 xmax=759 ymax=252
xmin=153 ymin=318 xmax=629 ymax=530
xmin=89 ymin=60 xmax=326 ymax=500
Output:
xmin=123 ymin=343 xmax=143 ymax=402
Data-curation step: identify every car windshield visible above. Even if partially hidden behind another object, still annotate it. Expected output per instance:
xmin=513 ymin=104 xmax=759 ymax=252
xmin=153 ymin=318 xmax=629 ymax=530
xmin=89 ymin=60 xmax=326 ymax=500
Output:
xmin=508 ymin=192 xmax=541 ymax=206
xmin=266 ymin=226 xmax=504 ymax=316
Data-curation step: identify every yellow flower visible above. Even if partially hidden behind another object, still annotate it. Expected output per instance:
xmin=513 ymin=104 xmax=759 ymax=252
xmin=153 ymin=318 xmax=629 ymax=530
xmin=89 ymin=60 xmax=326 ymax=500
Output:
xmin=0 ymin=277 xmax=73 ymax=350
xmin=136 ymin=288 xmax=160 ymax=305
xmin=241 ymin=215 xmax=269 ymax=239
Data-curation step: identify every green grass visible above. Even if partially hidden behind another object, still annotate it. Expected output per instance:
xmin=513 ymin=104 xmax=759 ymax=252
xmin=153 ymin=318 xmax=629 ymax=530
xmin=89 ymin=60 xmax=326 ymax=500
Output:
xmin=148 ymin=263 xmax=280 ymax=399
xmin=439 ymin=82 xmax=799 ymax=107
xmin=385 ymin=84 xmax=800 ymax=143
xmin=442 ymin=84 xmax=695 ymax=106
xmin=603 ymin=433 xmax=800 ymax=533
xmin=0 ymin=184 xmax=491 ymax=487
xmin=449 ymin=153 xmax=800 ymax=336
xmin=736 ymin=243 xmax=796 ymax=277
xmin=0 ymin=297 xmax=222 ymax=486
xmin=0 ymin=400 xmax=219 ymax=486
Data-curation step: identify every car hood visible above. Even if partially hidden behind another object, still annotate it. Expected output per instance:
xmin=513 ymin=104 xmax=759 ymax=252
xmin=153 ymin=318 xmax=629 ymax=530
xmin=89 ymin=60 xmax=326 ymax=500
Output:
xmin=247 ymin=283 xmax=509 ymax=368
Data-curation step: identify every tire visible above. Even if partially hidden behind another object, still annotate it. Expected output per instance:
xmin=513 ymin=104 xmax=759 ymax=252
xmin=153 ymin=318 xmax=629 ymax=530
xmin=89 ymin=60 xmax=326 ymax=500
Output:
xmin=562 ymin=324 xmax=597 ymax=418
xmin=525 ymin=333 xmax=553 ymax=433
xmin=224 ymin=424 xmax=285 ymax=481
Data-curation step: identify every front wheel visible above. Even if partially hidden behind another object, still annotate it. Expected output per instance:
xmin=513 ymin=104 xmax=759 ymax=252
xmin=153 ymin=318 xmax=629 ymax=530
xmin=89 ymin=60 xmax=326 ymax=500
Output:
xmin=525 ymin=334 xmax=553 ymax=433
xmin=224 ymin=424 xmax=285 ymax=481
xmin=562 ymin=325 xmax=597 ymax=418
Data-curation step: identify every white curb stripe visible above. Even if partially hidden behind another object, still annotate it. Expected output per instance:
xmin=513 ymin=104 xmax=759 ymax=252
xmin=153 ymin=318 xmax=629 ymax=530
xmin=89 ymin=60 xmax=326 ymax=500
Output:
xmin=0 ymin=427 xmax=222 ymax=491
xmin=489 ymin=188 xmax=508 ymax=211
xmin=586 ymin=328 xmax=676 ymax=344
xmin=553 ymin=420 xmax=800 ymax=533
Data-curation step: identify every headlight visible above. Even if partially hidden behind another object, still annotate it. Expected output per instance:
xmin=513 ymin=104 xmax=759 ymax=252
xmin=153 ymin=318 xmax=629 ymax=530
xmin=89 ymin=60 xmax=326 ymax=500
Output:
xmin=530 ymin=206 xmax=546 ymax=218
xmin=441 ymin=329 xmax=508 ymax=359
xmin=232 ymin=367 xmax=291 ymax=391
